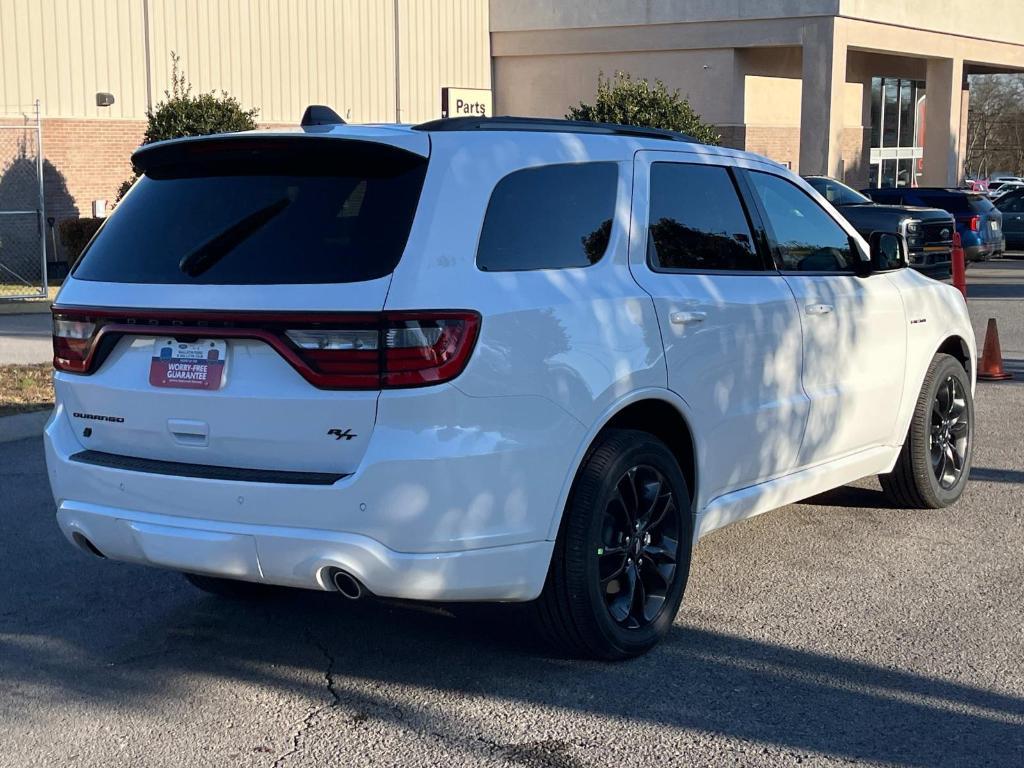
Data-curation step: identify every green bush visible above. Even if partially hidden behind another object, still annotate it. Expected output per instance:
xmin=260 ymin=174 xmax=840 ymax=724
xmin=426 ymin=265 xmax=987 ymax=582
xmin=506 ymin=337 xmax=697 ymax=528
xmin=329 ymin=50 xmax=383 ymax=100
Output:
xmin=567 ymin=71 xmax=720 ymax=145
xmin=58 ymin=217 xmax=104 ymax=266
xmin=117 ymin=53 xmax=259 ymax=200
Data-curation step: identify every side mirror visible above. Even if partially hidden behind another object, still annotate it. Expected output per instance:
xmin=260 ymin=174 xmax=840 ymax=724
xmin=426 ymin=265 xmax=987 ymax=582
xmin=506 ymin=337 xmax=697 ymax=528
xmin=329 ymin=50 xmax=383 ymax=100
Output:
xmin=860 ymin=231 xmax=908 ymax=275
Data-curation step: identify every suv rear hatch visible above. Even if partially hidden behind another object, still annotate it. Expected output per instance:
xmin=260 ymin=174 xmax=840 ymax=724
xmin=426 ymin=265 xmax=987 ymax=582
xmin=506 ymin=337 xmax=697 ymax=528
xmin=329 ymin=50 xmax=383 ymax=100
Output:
xmin=52 ymin=132 xmax=474 ymax=476
xmin=916 ymin=192 xmax=1002 ymax=247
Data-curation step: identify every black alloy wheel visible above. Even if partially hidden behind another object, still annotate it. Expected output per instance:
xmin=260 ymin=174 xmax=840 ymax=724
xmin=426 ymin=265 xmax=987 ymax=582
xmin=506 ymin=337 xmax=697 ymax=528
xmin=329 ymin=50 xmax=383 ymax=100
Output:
xmin=532 ymin=428 xmax=694 ymax=660
xmin=598 ymin=465 xmax=681 ymax=629
xmin=880 ymin=353 xmax=974 ymax=509
xmin=930 ymin=374 xmax=970 ymax=490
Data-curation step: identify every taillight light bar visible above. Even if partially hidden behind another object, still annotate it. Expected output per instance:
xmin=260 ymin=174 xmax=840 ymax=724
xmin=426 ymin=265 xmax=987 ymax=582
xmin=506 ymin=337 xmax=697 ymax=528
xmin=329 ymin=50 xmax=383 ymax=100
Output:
xmin=51 ymin=307 xmax=480 ymax=390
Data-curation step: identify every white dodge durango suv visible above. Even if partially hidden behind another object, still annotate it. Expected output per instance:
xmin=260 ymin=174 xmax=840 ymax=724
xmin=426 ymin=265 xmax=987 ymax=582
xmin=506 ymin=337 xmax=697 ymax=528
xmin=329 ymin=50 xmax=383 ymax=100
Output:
xmin=45 ymin=114 xmax=976 ymax=659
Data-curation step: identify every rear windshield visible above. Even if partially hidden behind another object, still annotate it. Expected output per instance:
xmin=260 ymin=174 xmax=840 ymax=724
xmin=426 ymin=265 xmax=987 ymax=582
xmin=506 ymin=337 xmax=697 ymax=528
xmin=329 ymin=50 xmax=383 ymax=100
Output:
xmin=73 ymin=138 xmax=428 ymax=284
xmin=916 ymin=193 xmax=994 ymax=214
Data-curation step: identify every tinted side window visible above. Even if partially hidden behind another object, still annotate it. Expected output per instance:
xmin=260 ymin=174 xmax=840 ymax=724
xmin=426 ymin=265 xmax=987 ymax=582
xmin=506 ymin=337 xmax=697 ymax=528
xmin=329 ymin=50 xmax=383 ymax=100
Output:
xmin=749 ymin=172 xmax=857 ymax=272
xmin=476 ymin=162 xmax=618 ymax=271
xmin=998 ymin=194 xmax=1024 ymax=213
xmin=646 ymin=163 xmax=763 ymax=271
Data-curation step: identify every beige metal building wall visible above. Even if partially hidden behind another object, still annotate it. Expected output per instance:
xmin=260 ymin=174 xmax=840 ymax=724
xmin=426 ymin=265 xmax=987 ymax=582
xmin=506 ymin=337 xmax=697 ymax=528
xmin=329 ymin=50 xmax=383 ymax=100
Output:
xmin=0 ymin=0 xmax=490 ymax=124
xmin=397 ymin=0 xmax=490 ymax=123
xmin=0 ymin=0 xmax=149 ymax=119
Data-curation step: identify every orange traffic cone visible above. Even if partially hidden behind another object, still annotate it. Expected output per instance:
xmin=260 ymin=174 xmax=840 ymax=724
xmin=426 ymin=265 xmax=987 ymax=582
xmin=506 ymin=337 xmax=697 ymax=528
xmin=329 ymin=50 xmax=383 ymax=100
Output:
xmin=978 ymin=318 xmax=1013 ymax=381
xmin=951 ymin=232 xmax=967 ymax=298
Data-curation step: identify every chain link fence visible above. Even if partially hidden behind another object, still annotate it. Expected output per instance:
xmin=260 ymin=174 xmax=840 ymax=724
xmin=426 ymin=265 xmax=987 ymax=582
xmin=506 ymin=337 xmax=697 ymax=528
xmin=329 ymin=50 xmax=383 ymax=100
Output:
xmin=0 ymin=101 xmax=47 ymax=300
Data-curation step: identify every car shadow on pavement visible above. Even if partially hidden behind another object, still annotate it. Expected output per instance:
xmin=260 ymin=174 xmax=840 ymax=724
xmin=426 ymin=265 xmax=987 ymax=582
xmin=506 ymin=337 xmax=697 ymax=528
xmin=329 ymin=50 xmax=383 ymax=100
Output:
xmin=2 ymin=580 xmax=1023 ymax=767
xmin=969 ymin=466 xmax=1024 ymax=483
xmin=3 ymin=436 xmax=1023 ymax=766
xmin=797 ymin=484 xmax=902 ymax=509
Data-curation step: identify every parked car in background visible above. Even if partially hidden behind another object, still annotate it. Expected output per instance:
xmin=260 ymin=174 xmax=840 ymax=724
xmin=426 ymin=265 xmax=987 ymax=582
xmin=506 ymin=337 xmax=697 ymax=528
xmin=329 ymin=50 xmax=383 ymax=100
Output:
xmin=987 ymin=180 xmax=1024 ymax=199
xmin=863 ymin=187 xmax=1004 ymax=261
xmin=994 ymin=188 xmax=1024 ymax=252
xmin=805 ymin=176 xmax=954 ymax=278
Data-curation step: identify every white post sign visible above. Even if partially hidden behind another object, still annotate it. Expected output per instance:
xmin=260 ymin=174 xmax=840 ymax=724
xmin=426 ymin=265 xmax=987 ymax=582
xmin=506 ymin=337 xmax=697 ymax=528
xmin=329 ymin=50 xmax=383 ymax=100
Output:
xmin=441 ymin=87 xmax=493 ymax=118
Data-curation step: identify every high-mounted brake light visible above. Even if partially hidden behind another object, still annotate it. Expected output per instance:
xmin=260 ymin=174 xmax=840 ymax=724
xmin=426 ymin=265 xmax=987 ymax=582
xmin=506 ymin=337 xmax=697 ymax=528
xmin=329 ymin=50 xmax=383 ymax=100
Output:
xmin=50 ymin=307 xmax=480 ymax=389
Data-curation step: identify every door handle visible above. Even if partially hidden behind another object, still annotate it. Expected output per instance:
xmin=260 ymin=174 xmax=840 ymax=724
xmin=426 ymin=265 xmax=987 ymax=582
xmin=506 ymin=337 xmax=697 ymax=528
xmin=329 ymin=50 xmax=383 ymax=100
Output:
xmin=805 ymin=303 xmax=834 ymax=316
xmin=669 ymin=311 xmax=707 ymax=325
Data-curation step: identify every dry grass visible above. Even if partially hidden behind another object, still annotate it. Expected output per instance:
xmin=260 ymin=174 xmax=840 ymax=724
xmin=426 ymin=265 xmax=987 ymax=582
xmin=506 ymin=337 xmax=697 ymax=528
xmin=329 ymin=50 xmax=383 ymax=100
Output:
xmin=0 ymin=363 xmax=54 ymax=416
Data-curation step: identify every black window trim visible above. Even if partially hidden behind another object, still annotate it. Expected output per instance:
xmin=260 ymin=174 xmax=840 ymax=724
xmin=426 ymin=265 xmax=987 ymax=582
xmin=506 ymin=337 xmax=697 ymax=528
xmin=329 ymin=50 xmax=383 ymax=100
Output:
xmin=737 ymin=168 xmax=867 ymax=277
xmin=643 ymin=160 xmax=776 ymax=277
xmin=474 ymin=160 xmax=621 ymax=273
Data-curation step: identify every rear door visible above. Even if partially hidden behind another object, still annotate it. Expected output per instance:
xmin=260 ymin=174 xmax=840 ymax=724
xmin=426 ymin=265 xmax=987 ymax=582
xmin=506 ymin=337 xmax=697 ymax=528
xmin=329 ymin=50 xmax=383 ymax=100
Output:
xmin=628 ymin=151 xmax=809 ymax=501
xmin=53 ymin=134 xmax=430 ymax=474
xmin=743 ymin=169 xmax=907 ymax=466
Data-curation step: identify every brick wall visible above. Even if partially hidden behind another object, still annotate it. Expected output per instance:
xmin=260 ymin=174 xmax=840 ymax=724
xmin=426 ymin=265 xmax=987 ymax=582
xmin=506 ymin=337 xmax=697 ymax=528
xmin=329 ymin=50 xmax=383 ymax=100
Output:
xmin=743 ymin=126 xmax=801 ymax=172
xmin=42 ymin=118 xmax=147 ymax=227
xmin=719 ymin=123 xmax=870 ymax=188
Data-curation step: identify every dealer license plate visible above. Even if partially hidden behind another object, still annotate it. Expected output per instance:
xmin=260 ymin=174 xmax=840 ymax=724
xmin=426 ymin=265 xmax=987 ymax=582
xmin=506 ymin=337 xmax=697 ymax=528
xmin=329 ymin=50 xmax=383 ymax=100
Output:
xmin=149 ymin=338 xmax=227 ymax=391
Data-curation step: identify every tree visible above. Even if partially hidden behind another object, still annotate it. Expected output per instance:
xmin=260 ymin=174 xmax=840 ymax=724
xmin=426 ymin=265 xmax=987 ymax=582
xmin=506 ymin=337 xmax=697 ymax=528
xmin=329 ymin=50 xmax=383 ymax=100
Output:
xmin=117 ymin=53 xmax=259 ymax=200
xmin=965 ymin=74 xmax=1024 ymax=179
xmin=566 ymin=71 xmax=720 ymax=145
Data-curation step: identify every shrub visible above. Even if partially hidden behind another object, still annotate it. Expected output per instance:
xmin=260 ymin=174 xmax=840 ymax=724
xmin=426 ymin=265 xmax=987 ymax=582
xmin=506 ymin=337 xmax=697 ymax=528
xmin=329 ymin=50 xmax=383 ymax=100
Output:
xmin=567 ymin=71 xmax=721 ymax=145
xmin=116 ymin=53 xmax=259 ymax=200
xmin=58 ymin=217 xmax=104 ymax=266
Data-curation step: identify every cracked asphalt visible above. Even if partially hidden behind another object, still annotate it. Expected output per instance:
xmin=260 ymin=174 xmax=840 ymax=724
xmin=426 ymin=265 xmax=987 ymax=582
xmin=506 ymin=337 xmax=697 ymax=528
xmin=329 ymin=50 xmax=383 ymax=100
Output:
xmin=1 ymin=260 xmax=1023 ymax=767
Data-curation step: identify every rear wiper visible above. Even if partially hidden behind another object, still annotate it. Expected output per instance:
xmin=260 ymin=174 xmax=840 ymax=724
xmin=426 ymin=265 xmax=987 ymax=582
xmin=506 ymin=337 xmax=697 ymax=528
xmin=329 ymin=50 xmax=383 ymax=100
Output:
xmin=178 ymin=197 xmax=292 ymax=278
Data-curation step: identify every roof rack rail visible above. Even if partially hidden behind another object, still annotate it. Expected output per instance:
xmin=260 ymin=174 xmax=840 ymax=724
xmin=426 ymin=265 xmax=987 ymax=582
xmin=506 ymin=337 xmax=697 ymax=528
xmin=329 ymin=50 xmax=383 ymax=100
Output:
xmin=300 ymin=104 xmax=346 ymax=127
xmin=412 ymin=115 xmax=698 ymax=144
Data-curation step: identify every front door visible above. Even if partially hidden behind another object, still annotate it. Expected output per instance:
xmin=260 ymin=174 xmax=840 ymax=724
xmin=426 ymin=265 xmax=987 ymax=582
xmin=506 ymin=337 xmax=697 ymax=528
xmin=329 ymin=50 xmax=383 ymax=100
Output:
xmin=628 ymin=152 xmax=809 ymax=503
xmin=743 ymin=169 xmax=907 ymax=467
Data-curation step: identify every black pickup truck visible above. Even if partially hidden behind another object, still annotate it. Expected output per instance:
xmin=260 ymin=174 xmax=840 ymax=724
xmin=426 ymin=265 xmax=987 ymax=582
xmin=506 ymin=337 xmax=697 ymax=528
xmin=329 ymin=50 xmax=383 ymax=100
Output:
xmin=804 ymin=176 xmax=955 ymax=278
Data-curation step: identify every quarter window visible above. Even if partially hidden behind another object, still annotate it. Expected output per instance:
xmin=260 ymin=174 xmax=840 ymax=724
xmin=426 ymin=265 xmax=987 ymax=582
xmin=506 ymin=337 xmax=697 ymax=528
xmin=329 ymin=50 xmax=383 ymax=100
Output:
xmin=748 ymin=172 xmax=857 ymax=272
xmin=476 ymin=162 xmax=618 ymax=271
xmin=646 ymin=163 xmax=763 ymax=271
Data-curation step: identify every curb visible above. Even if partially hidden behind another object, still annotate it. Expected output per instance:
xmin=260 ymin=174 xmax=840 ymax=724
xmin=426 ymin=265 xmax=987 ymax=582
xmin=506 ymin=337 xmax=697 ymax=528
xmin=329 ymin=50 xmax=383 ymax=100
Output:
xmin=0 ymin=410 xmax=51 ymax=444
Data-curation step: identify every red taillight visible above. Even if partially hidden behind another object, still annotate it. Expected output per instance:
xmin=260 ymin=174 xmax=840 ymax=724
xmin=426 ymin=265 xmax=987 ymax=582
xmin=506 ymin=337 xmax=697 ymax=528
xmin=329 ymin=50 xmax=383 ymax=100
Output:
xmin=969 ymin=215 xmax=980 ymax=232
xmin=50 ymin=307 xmax=480 ymax=389
xmin=52 ymin=313 xmax=100 ymax=372
xmin=381 ymin=313 xmax=480 ymax=387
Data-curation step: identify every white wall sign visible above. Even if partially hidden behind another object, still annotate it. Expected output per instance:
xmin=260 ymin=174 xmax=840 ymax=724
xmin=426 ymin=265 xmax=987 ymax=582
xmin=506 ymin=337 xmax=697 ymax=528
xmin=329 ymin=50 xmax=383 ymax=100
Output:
xmin=441 ymin=87 xmax=493 ymax=118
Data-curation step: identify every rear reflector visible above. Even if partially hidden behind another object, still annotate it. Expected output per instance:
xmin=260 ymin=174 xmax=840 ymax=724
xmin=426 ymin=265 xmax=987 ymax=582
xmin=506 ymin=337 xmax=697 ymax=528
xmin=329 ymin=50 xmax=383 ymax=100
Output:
xmin=52 ymin=308 xmax=480 ymax=389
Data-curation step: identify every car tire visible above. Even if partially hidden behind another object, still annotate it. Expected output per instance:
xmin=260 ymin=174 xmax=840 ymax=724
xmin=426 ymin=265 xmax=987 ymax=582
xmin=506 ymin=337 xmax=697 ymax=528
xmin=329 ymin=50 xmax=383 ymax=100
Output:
xmin=879 ymin=353 xmax=974 ymax=509
xmin=183 ymin=572 xmax=281 ymax=599
xmin=532 ymin=429 xmax=694 ymax=660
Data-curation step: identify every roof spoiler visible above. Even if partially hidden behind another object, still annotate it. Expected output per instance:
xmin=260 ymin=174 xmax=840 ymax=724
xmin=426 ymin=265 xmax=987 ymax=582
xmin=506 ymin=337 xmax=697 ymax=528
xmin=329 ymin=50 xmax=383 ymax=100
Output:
xmin=300 ymin=105 xmax=346 ymax=127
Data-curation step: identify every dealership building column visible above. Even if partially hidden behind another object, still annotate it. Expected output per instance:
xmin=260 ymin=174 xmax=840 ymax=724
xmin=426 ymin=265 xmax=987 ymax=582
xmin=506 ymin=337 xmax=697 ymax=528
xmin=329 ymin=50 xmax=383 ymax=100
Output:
xmin=799 ymin=21 xmax=847 ymax=177
xmin=922 ymin=57 xmax=965 ymax=187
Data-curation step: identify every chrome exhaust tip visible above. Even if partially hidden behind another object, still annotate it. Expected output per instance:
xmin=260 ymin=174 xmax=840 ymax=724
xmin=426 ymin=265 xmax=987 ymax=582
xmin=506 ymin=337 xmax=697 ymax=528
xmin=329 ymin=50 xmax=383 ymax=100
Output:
xmin=329 ymin=569 xmax=363 ymax=600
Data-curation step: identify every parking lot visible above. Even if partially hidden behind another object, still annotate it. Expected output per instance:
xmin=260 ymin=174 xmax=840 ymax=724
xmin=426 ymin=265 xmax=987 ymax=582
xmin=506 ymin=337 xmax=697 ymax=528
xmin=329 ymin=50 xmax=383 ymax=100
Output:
xmin=1 ymin=261 xmax=1023 ymax=767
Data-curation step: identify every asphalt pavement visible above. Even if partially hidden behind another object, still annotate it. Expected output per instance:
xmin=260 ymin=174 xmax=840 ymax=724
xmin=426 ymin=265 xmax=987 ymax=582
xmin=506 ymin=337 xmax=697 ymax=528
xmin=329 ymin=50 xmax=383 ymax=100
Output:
xmin=1 ymin=262 xmax=1023 ymax=767
xmin=0 ymin=311 xmax=50 ymax=365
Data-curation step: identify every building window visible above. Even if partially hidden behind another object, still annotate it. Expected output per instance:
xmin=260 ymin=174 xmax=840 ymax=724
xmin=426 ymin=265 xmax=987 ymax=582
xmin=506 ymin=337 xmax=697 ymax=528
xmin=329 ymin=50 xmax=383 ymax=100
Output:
xmin=868 ymin=77 xmax=925 ymax=188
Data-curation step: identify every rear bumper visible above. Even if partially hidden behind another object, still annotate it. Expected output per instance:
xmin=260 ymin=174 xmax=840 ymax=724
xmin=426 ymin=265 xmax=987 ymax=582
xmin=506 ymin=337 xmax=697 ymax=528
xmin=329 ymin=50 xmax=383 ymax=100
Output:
xmin=44 ymin=383 xmax=587 ymax=601
xmin=963 ymin=243 xmax=995 ymax=261
xmin=55 ymin=500 xmax=553 ymax=601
